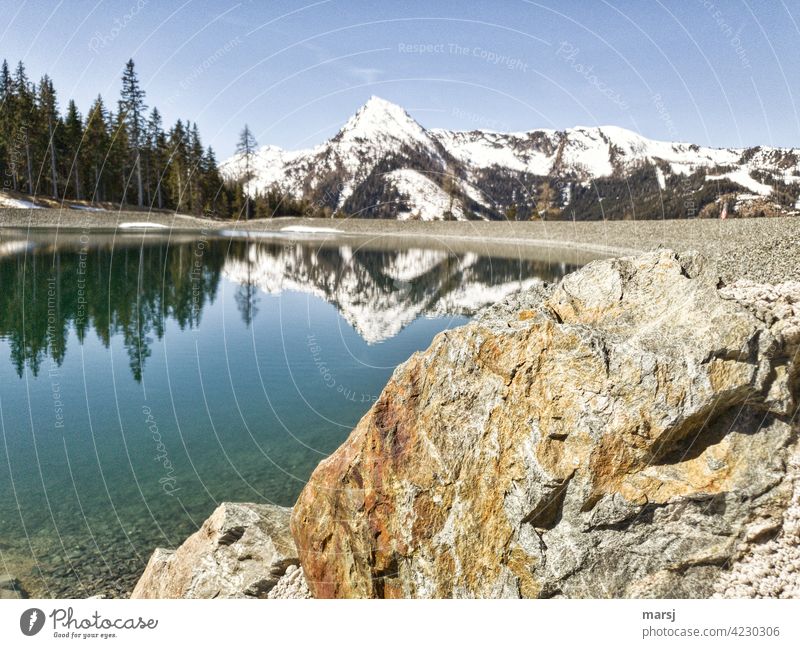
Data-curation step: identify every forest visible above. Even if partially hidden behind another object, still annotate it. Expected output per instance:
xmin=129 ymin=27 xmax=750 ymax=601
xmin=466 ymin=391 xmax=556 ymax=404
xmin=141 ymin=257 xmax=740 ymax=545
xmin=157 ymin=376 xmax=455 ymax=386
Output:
xmin=0 ymin=58 xmax=313 ymax=219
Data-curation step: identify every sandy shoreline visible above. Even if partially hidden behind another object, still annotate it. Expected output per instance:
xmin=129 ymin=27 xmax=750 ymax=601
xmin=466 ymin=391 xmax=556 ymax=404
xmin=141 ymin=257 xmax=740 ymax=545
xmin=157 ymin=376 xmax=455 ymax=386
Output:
xmin=1 ymin=208 xmax=798 ymax=284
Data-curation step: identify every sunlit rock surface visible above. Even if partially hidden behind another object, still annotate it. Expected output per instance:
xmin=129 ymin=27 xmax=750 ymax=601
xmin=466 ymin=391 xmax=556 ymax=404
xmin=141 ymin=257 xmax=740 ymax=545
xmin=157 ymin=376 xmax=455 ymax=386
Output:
xmin=132 ymin=503 xmax=298 ymax=599
xmin=291 ymin=250 xmax=800 ymax=598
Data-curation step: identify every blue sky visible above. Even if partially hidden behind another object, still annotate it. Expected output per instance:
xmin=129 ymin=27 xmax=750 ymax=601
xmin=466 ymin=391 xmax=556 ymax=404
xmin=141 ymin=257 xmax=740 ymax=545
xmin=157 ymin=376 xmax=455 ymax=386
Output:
xmin=1 ymin=0 xmax=799 ymax=157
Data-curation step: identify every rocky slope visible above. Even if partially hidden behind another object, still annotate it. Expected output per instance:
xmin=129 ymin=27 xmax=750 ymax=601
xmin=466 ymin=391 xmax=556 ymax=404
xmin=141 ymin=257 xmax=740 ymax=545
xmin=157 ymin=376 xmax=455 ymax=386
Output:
xmin=222 ymin=96 xmax=800 ymax=221
xmin=290 ymin=250 xmax=800 ymax=598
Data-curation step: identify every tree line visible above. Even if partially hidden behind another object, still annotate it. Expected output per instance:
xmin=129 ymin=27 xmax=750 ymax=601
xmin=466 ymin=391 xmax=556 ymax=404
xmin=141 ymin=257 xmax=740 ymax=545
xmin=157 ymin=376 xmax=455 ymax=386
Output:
xmin=0 ymin=57 xmax=315 ymax=219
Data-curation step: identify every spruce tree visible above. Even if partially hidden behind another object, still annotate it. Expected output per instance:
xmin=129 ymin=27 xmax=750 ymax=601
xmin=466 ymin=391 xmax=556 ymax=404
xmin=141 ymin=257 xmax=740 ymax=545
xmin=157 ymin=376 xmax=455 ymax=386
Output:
xmin=14 ymin=62 xmax=35 ymax=194
xmin=38 ymin=75 xmax=60 ymax=199
xmin=109 ymin=110 xmax=131 ymax=204
xmin=0 ymin=60 xmax=15 ymax=190
xmin=167 ymin=119 xmax=187 ymax=211
xmin=146 ymin=107 xmax=166 ymax=209
xmin=236 ymin=124 xmax=257 ymax=219
xmin=84 ymin=96 xmax=109 ymax=202
xmin=119 ymin=59 xmax=146 ymax=206
xmin=63 ymin=100 xmax=83 ymax=199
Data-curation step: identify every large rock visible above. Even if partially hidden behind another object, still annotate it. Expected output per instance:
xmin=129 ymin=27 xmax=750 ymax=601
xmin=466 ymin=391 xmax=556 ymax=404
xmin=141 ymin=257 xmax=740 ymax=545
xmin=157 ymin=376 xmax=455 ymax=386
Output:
xmin=291 ymin=250 xmax=800 ymax=598
xmin=132 ymin=502 xmax=298 ymax=599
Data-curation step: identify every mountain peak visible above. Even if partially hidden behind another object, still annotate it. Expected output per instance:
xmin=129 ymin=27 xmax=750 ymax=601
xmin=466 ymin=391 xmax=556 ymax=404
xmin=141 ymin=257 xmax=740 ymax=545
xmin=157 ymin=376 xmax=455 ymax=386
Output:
xmin=339 ymin=96 xmax=424 ymax=142
xmin=360 ymin=95 xmax=408 ymax=115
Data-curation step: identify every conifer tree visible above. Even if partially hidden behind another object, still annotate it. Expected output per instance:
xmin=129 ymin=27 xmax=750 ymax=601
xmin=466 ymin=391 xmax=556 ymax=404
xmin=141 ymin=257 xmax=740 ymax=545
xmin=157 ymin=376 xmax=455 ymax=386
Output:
xmin=119 ymin=59 xmax=146 ymax=206
xmin=38 ymin=75 xmax=60 ymax=199
xmin=146 ymin=107 xmax=166 ymax=209
xmin=84 ymin=96 xmax=109 ymax=202
xmin=14 ymin=62 xmax=35 ymax=194
xmin=236 ymin=124 xmax=257 ymax=219
xmin=109 ymin=110 xmax=131 ymax=204
xmin=0 ymin=60 xmax=15 ymax=190
xmin=62 ymin=100 xmax=83 ymax=199
xmin=167 ymin=119 xmax=187 ymax=211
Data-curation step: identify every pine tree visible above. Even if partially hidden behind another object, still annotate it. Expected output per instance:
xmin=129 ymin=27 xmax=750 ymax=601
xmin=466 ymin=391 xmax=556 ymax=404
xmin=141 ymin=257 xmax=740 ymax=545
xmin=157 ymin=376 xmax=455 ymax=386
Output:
xmin=166 ymin=119 xmax=187 ymax=211
xmin=236 ymin=124 xmax=257 ymax=220
xmin=38 ymin=75 xmax=60 ymax=199
xmin=188 ymin=122 xmax=204 ymax=213
xmin=62 ymin=100 xmax=83 ymax=199
xmin=119 ymin=59 xmax=146 ymax=207
xmin=0 ymin=60 xmax=15 ymax=190
xmin=201 ymin=146 xmax=225 ymax=216
xmin=109 ymin=110 xmax=131 ymax=204
xmin=14 ymin=62 xmax=35 ymax=194
xmin=84 ymin=96 xmax=109 ymax=202
xmin=146 ymin=107 xmax=166 ymax=209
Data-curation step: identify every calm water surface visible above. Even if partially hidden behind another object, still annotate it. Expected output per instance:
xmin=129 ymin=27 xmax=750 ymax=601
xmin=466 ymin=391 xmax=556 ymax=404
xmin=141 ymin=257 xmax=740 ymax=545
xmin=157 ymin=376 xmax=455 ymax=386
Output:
xmin=0 ymin=229 xmax=586 ymax=597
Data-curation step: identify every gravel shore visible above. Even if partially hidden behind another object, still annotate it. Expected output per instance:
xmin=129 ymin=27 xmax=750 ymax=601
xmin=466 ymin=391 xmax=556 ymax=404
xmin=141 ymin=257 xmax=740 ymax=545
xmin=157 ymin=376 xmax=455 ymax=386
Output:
xmin=1 ymin=208 xmax=798 ymax=284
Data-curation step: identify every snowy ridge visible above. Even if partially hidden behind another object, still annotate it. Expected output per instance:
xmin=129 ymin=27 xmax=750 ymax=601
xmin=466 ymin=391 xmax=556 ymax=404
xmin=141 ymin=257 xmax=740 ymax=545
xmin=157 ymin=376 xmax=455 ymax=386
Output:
xmin=222 ymin=97 xmax=800 ymax=220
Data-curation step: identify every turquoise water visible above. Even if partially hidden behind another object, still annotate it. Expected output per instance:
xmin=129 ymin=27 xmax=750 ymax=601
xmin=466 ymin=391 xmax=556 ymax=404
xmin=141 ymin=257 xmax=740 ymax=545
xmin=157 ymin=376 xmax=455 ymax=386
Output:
xmin=0 ymin=230 xmax=582 ymax=597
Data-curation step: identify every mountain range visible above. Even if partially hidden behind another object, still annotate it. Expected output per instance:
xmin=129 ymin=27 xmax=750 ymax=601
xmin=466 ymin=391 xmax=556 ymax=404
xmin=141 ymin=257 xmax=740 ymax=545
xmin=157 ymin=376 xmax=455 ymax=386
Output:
xmin=222 ymin=96 xmax=800 ymax=221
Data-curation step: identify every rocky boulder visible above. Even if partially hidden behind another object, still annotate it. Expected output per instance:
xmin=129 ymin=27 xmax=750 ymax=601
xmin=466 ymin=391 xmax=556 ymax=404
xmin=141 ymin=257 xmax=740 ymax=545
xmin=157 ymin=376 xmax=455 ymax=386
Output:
xmin=132 ymin=502 xmax=299 ymax=599
xmin=291 ymin=250 xmax=800 ymax=598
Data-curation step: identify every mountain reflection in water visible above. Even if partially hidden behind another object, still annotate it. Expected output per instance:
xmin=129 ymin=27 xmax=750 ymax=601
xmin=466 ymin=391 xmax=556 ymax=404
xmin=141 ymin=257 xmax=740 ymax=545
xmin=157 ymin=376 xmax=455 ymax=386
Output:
xmin=0 ymin=233 xmax=579 ymax=377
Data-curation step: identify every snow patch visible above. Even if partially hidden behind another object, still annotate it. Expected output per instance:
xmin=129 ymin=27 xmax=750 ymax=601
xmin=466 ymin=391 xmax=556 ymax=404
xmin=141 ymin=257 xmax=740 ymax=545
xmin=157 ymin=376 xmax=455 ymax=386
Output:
xmin=0 ymin=194 xmax=43 ymax=209
xmin=280 ymin=225 xmax=343 ymax=234
xmin=654 ymin=166 xmax=666 ymax=190
xmin=706 ymin=168 xmax=773 ymax=196
xmin=119 ymin=222 xmax=169 ymax=229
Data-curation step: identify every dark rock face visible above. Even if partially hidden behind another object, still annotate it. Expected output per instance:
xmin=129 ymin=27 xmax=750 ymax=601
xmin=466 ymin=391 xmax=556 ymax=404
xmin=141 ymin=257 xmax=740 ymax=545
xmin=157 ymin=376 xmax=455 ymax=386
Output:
xmin=291 ymin=250 xmax=800 ymax=598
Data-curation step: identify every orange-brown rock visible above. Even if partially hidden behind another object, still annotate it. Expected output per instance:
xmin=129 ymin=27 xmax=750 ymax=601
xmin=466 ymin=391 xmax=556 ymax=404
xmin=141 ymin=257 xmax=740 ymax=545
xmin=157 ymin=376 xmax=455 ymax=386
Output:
xmin=291 ymin=250 xmax=800 ymax=598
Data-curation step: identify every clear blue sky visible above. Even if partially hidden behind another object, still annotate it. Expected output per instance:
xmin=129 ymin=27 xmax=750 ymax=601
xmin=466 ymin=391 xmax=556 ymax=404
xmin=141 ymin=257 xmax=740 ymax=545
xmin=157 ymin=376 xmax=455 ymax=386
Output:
xmin=1 ymin=0 xmax=798 ymax=158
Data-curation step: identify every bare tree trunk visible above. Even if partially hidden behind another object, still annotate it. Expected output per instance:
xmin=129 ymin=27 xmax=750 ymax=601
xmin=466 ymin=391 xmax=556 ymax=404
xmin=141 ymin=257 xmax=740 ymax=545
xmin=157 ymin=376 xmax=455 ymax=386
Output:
xmin=48 ymin=119 xmax=58 ymax=200
xmin=135 ymin=150 xmax=143 ymax=206
xmin=144 ymin=155 xmax=151 ymax=205
xmin=245 ymin=153 xmax=250 ymax=220
xmin=74 ymin=165 xmax=81 ymax=201
xmin=24 ymin=133 xmax=33 ymax=195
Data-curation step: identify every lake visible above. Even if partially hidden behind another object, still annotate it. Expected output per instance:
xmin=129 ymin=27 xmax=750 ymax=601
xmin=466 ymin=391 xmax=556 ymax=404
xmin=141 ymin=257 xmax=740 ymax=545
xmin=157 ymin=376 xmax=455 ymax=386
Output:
xmin=0 ymin=228 xmax=588 ymax=597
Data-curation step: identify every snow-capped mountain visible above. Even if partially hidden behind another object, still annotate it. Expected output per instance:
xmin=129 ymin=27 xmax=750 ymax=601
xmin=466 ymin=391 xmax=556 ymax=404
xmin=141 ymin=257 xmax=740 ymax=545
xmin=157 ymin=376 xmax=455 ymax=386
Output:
xmin=223 ymin=97 xmax=800 ymax=220
xmin=222 ymin=242 xmax=569 ymax=343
